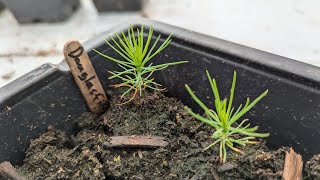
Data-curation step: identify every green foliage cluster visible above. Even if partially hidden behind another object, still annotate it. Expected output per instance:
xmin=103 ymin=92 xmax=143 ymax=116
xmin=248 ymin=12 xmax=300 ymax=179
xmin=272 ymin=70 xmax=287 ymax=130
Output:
xmin=96 ymin=24 xmax=269 ymax=163
xmin=185 ymin=70 xmax=269 ymax=163
xmin=94 ymin=25 xmax=187 ymax=103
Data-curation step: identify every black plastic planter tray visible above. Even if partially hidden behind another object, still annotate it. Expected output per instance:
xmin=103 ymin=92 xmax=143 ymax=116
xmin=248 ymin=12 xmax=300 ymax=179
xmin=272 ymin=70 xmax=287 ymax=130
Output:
xmin=92 ymin=0 xmax=143 ymax=12
xmin=0 ymin=19 xmax=320 ymax=166
xmin=0 ymin=1 xmax=5 ymax=12
xmin=2 ymin=0 xmax=79 ymax=23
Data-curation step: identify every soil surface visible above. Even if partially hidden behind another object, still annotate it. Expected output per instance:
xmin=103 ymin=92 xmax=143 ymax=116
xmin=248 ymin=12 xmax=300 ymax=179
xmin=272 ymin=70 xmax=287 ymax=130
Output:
xmin=304 ymin=154 xmax=320 ymax=180
xmin=17 ymin=89 xmax=318 ymax=179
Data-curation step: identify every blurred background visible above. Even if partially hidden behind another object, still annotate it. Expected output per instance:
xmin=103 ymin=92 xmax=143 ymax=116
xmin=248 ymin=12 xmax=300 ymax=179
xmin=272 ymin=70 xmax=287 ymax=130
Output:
xmin=0 ymin=0 xmax=319 ymax=87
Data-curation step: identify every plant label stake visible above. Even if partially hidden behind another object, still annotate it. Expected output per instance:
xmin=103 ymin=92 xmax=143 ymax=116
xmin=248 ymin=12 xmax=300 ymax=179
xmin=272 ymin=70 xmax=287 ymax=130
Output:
xmin=0 ymin=161 xmax=26 ymax=180
xmin=282 ymin=148 xmax=303 ymax=180
xmin=64 ymin=40 xmax=107 ymax=113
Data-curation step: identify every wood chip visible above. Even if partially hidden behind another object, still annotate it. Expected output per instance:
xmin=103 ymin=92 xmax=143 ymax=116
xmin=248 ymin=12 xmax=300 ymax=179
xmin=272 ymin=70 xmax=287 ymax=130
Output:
xmin=103 ymin=135 xmax=169 ymax=148
xmin=282 ymin=148 xmax=303 ymax=180
xmin=0 ymin=161 xmax=26 ymax=180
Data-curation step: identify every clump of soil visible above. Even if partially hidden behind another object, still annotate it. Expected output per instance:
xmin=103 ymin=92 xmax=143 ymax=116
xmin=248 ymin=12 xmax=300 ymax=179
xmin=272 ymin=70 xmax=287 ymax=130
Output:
xmin=219 ymin=146 xmax=287 ymax=180
xmin=305 ymin=154 xmax=320 ymax=179
xmin=18 ymin=126 xmax=106 ymax=179
xmin=19 ymin=89 xmax=288 ymax=179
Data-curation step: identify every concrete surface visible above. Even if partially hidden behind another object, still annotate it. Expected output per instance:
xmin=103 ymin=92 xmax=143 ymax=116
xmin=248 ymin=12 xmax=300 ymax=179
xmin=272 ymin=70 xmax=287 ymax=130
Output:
xmin=0 ymin=0 xmax=319 ymax=87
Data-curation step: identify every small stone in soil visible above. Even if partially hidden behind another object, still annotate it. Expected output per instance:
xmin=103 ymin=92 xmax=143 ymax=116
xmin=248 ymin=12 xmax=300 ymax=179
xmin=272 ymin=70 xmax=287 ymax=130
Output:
xmin=217 ymin=162 xmax=238 ymax=173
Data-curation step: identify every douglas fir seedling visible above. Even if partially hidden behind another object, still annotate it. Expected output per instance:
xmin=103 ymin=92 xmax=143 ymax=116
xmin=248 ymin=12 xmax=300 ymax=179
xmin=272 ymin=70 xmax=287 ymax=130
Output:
xmin=94 ymin=25 xmax=187 ymax=104
xmin=184 ymin=70 xmax=269 ymax=163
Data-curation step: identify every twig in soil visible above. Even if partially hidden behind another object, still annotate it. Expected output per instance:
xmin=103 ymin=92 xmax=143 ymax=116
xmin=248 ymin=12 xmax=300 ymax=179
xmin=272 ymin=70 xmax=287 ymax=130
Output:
xmin=0 ymin=161 xmax=26 ymax=180
xmin=194 ymin=122 xmax=204 ymax=132
xmin=103 ymin=135 xmax=168 ymax=148
xmin=43 ymin=158 xmax=53 ymax=165
xmin=210 ymin=167 xmax=220 ymax=180
xmin=282 ymin=148 xmax=303 ymax=180
xmin=137 ymin=150 xmax=143 ymax=159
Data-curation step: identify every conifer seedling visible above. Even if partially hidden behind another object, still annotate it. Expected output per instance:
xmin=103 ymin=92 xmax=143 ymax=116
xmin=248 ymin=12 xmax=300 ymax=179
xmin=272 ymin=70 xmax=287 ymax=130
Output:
xmin=185 ymin=70 xmax=269 ymax=163
xmin=94 ymin=25 xmax=188 ymax=104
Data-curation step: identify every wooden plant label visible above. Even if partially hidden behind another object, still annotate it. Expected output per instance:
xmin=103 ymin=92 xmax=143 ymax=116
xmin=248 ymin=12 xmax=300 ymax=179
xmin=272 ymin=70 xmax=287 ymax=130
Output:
xmin=64 ymin=40 xmax=107 ymax=113
xmin=282 ymin=148 xmax=303 ymax=180
xmin=0 ymin=161 xmax=26 ymax=180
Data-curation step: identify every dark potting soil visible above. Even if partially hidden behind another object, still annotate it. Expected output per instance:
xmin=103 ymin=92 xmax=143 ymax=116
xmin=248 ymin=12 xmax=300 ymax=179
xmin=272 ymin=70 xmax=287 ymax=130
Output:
xmin=305 ymin=154 xmax=320 ymax=180
xmin=17 ymin=89 xmax=318 ymax=179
